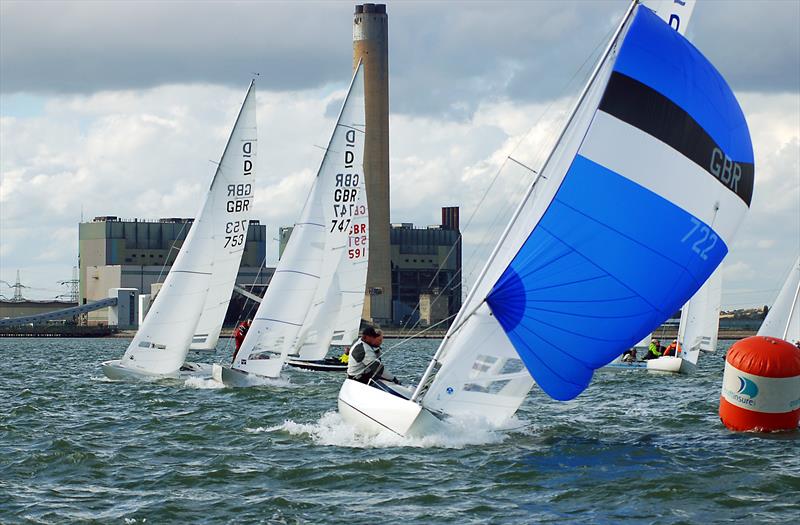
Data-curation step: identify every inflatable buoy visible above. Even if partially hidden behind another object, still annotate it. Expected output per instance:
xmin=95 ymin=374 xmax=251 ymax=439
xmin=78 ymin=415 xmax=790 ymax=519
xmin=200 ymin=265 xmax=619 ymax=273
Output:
xmin=720 ymin=336 xmax=800 ymax=432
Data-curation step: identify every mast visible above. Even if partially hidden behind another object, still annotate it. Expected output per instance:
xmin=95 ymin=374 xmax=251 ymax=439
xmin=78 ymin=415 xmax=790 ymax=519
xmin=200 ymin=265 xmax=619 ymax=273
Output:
xmin=410 ymin=0 xmax=640 ymax=402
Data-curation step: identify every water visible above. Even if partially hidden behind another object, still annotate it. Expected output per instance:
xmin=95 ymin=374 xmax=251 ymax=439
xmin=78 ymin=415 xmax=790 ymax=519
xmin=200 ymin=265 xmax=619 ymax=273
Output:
xmin=1 ymin=337 xmax=798 ymax=524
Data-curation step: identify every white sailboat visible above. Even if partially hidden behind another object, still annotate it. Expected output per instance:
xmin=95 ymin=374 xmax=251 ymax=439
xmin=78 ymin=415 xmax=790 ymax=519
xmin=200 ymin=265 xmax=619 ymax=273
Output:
xmin=213 ymin=64 xmax=366 ymax=386
xmin=102 ymin=81 xmax=258 ymax=380
xmin=758 ymin=256 xmax=800 ymax=344
xmin=647 ymin=265 xmax=723 ymax=373
xmin=338 ymin=1 xmax=754 ymax=437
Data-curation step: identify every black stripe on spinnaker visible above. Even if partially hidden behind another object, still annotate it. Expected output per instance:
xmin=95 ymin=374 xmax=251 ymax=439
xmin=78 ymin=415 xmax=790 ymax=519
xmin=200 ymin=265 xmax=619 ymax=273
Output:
xmin=598 ymin=72 xmax=753 ymax=206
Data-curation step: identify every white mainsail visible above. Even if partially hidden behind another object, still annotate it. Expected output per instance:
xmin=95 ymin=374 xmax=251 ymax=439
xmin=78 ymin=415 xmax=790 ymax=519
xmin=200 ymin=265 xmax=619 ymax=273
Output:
xmin=107 ymin=82 xmax=257 ymax=377
xmin=296 ymin=186 xmax=369 ymax=360
xmin=678 ymin=264 xmax=723 ymax=365
xmin=232 ymin=64 xmax=366 ymax=377
xmin=758 ymin=256 xmax=800 ymax=343
xmin=648 ymin=0 xmax=696 ymax=34
xmin=190 ymin=85 xmax=258 ymax=352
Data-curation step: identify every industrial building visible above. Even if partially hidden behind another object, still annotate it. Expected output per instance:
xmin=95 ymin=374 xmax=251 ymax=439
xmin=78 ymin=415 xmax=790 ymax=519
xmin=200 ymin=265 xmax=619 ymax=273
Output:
xmin=391 ymin=207 xmax=462 ymax=327
xmin=78 ymin=216 xmax=270 ymax=325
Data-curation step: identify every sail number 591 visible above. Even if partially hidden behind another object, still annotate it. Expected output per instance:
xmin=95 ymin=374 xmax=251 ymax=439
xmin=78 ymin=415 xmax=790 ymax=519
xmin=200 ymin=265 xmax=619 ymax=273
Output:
xmin=681 ymin=217 xmax=717 ymax=260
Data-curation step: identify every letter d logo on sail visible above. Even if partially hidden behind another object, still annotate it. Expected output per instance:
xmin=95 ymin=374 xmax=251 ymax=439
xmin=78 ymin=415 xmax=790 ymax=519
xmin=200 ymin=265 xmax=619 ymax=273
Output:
xmin=736 ymin=376 xmax=759 ymax=398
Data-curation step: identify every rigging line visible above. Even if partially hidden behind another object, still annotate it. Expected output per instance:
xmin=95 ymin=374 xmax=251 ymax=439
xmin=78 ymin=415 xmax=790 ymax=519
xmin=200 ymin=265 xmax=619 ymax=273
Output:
xmin=227 ymin=254 xmax=270 ymax=355
xmin=383 ymin=313 xmax=458 ymax=356
xmin=155 ymin=220 xmax=190 ymax=284
xmin=396 ymin=27 xmax=609 ymax=340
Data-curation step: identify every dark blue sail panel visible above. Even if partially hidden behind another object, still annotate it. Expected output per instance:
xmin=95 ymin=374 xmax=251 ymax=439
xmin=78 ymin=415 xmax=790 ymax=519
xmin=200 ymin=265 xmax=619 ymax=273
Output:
xmin=614 ymin=7 xmax=753 ymax=164
xmin=487 ymin=156 xmax=727 ymax=401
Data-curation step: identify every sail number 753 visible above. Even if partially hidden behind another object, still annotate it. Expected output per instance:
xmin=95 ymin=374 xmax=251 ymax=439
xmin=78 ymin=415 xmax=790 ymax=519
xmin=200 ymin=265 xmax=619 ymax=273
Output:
xmin=681 ymin=217 xmax=717 ymax=260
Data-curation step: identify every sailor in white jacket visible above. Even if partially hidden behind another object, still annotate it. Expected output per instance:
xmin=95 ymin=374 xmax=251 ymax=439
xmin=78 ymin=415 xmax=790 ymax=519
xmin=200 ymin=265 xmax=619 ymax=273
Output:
xmin=346 ymin=326 xmax=399 ymax=384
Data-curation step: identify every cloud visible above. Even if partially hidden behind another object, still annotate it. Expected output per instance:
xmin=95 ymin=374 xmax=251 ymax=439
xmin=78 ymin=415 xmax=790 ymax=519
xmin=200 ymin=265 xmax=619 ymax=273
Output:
xmin=2 ymin=1 xmax=797 ymax=120
xmin=0 ymin=1 xmax=798 ymax=309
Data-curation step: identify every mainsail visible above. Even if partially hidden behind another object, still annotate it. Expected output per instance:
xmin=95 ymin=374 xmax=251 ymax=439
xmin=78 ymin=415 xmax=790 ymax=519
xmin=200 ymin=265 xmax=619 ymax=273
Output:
xmin=678 ymin=264 xmax=723 ymax=365
xmin=233 ymin=64 xmax=366 ymax=377
xmin=758 ymin=256 xmax=800 ymax=343
xmin=296 ymin=186 xmax=369 ymax=360
xmin=417 ymin=4 xmax=753 ymax=421
xmin=116 ymin=82 xmax=258 ymax=376
xmin=190 ymin=85 xmax=258 ymax=352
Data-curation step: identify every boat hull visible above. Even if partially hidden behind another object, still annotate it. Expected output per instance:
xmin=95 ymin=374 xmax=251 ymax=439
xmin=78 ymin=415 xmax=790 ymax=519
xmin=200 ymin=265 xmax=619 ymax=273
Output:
xmin=337 ymin=378 xmax=444 ymax=437
xmin=211 ymin=363 xmax=277 ymax=387
xmin=286 ymin=358 xmax=347 ymax=372
xmin=646 ymin=356 xmax=696 ymax=374
xmin=101 ymin=359 xmax=178 ymax=381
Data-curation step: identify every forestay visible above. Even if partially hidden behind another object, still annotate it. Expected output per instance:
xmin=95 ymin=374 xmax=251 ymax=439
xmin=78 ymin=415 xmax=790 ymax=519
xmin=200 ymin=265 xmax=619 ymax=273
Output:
xmin=678 ymin=264 xmax=723 ymax=365
xmin=190 ymin=84 xmax=258 ymax=351
xmin=234 ymin=64 xmax=366 ymax=376
xmin=420 ymin=5 xmax=753 ymax=421
xmin=118 ymin=82 xmax=258 ymax=376
xmin=758 ymin=256 xmax=800 ymax=343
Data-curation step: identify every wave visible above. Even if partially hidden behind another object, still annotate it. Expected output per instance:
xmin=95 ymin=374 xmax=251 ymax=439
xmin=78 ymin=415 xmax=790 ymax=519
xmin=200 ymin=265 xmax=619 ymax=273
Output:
xmin=248 ymin=411 xmax=523 ymax=449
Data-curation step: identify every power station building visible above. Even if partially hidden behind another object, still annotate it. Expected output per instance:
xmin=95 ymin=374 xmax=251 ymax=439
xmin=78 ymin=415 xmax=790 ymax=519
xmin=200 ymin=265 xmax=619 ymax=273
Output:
xmin=78 ymin=216 xmax=270 ymax=325
xmin=391 ymin=207 xmax=462 ymax=327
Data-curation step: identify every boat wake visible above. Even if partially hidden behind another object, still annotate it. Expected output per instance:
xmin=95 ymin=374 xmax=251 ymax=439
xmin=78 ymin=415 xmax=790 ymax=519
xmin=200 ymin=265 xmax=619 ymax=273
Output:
xmin=249 ymin=411 xmax=522 ymax=449
xmin=183 ymin=376 xmax=226 ymax=389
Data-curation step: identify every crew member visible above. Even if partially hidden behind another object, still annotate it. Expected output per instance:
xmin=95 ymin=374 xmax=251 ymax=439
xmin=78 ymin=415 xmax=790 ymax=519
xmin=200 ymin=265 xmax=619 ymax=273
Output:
xmin=644 ymin=338 xmax=662 ymax=360
xmin=231 ymin=319 xmax=251 ymax=363
xmin=621 ymin=348 xmax=637 ymax=362
xmin=347 ymin=326 xmax=399 ymax=384
xmin=663 ymin=339 xmax=678 ymax=357
xmin=339 ymin=346 xmax=350 ymax=364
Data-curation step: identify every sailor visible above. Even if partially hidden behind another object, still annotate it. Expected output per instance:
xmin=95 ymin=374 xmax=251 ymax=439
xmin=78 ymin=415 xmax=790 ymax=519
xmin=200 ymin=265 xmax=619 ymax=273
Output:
xmin=347 ymin=326 xmax=399 ymax=384
xmin=644 ymin=339 xmax=662 ymax=360
xmin=338 ymin=346 xmax=350 ymax=364
xmin=231 ymin=319 xmax=251 ymax=363
xmin=663 ymin=339 xmax=678 ymax=357
xmin=621 ymin=348 xmax=637 ymax=362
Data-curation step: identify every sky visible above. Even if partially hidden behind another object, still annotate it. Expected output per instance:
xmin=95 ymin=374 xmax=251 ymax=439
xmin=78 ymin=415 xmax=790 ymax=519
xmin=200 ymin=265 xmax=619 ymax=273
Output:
xmin=0 ymin=0 xmax=798 ymax=309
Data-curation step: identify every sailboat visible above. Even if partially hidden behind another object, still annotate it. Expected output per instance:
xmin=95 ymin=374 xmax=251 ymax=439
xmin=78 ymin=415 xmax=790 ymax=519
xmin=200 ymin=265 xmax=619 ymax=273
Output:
xmin=338 ymin=1 xmax=754 ymax=437
xmin=212 ymin=64 xmax=366 ymax=386
xmin=757 ymin=256 xmax=800 ymax=344
xmin=647 ymin=265 xmax=723 ymax=373
xmin=102 ymin=81 xmax=258 ymax=380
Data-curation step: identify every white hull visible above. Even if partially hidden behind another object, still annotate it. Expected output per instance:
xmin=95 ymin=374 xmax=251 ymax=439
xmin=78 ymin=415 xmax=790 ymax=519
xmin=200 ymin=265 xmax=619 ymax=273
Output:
xmin=101 ymin=359 xmax=178 ymax=381
xmin=337 ymin=379 xmax=445 ymax=437
xmin=646 ymin=356 xmax=696 ymax=374
xmin=211 ymin=363 xmax=279 ymax=387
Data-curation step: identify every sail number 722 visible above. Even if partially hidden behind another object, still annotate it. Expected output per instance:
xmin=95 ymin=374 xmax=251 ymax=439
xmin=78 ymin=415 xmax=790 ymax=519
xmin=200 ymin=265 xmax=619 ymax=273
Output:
xmin=681 ymin=217 xmax=717 ymax=260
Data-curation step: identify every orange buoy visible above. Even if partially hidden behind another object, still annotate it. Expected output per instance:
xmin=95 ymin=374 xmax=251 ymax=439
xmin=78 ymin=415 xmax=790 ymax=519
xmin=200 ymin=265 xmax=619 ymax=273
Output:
xmin=720 ymin=336 xmax=800 ymax=432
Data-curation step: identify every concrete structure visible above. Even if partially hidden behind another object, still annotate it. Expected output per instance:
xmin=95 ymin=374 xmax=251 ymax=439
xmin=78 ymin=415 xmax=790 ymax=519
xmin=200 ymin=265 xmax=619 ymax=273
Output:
xmin=108 ymin=288 xmax=138 ymax=329
xmin=79 ymin=216 xmax=269 ymax=325
xmin=390 ymin=207 xmax=462 ymax=327
xmin=0 ymin=300 xmax=78 ymax=320
xmin=354 ymin=3 xmax=392 ymax=325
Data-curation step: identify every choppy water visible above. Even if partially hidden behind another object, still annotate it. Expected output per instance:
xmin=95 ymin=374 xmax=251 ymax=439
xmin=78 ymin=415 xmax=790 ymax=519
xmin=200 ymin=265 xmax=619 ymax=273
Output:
xmin=1 ymin=337 xmax=798 ymax=524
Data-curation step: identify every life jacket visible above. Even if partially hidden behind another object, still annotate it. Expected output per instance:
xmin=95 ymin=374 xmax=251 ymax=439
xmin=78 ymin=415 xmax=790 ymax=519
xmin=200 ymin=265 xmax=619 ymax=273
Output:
xmin=648 ymin=342 xmax=662 ymax=356
xmin=347 ymin=338 xmax=380 ymax=378
xmin=664 ymin=343 xmax=677 ymax=357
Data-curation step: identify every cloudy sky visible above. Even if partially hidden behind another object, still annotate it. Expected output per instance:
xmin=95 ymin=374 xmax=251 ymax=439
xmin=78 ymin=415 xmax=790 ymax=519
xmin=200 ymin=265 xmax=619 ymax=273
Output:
xmin=1 ymin=0 xmax=798 ymax=309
